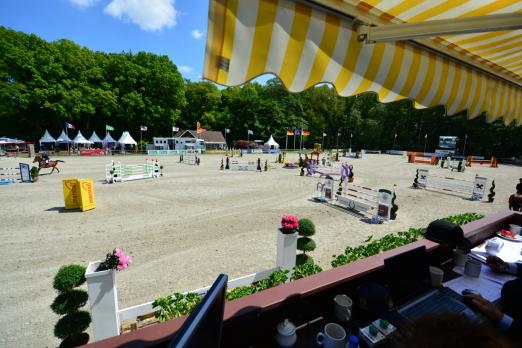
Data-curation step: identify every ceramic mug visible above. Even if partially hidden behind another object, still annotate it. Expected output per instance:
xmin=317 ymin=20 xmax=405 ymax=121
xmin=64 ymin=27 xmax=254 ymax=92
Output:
xmin=453 ymin=249 xmax=468 ymax=267
xmin=333 ymin=294 xmax=352 ymax=322
xmin=485 ymin=239 xmax=504 ymax=256
xmin=316 ymin=323 xmax=346 ymax=348
xmin=464 ymin=259 xmax=482 ymax=277
xmin=429 ymin=266 xmax=444 ymax=287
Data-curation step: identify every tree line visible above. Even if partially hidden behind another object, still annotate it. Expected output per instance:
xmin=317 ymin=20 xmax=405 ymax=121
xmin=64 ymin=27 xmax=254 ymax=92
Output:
xmin=1 ymin=26 xmax=521 ymax=157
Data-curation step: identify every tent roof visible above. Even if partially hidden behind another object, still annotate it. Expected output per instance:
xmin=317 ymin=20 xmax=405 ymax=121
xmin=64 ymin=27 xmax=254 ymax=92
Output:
xmin=73 ymin=131 xmax=93 ymax=144
xmin=56 ymin=130 xmax=72 ymax=143
xmin=89 ymin=131 xmax=103 ymax=143
xmin=203 ymin=0 xmax=522 ymax=125
xmin=103 ymin=132 xmax=116 ymax=143
xmin=264 ymin=135 xmax=279 ymax=146
xmin=39 ymin=130 xmax=56 ymax=144
xmin=118 ymin=131 xmax=137 ymax=145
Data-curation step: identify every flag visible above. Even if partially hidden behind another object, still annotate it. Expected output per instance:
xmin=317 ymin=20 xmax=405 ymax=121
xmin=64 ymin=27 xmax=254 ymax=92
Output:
xmin=225 ymin=128 xmax=230 ymax=133
xmin=302 ymin=130 xmax=311 ymax=136
xmin=196 ymin=122 xmax=206 ymax=134
xmin=172 ymin=126 xmax=179 ymax=132
xmin=106 ymin=125 xmax=114 ymax=131
xmin=294 ymin=129 xmax=301 ymax=135
xmin=323 ymin=133 xmax=327 ymax=137
xmin=140 ymin=125 xmax=148 ymax=131
xmin=65 ymin=122 xmax=75 ymax=129
xmin=287 ymin=130 xmax=294 ymax=136
xmin=247 ymin=130 xmax=253 ymax=135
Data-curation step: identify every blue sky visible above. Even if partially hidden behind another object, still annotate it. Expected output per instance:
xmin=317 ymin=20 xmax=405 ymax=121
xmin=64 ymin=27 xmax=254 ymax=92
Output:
xmin=0 ymin=0 xmax=216 ymax=81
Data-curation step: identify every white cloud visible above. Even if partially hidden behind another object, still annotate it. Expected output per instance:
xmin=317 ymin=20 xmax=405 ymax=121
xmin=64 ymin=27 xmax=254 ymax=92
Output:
xmin=104 ymin=0 xmax=178 ymax=31
xmin=178 ymin=66 xmax=193 ymax=74
xmin=68 ymin=0 xmax=100 ymax=7
xmin=191 ymin=29 xmax=204 ymax=39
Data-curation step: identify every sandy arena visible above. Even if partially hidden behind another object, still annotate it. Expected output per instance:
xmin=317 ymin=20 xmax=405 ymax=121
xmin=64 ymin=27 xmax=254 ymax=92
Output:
xmin=0 ymin=153 xmax=519 ymax=346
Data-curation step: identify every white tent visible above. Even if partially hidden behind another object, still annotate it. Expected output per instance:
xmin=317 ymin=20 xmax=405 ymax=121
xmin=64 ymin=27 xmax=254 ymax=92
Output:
xmin=264 ymin=135 xmax=279 ymax=150
xmin=39 ymin=130 xmax=56 ymax=146
xmin=89 ymin=131 xmax=103 ymax=144
xmin=103 ymin=132 xmax=116 ymax=144
xmin=72 ymin=131 xmax=94 ymax=145
xmin=118 ymin=131 xmax=137 ymax=146
xmin=56 ymin=130 xmax=72 ymax=143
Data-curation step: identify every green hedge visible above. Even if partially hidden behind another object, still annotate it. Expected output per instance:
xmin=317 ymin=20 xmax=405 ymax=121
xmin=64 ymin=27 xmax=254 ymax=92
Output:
xmin=53 ymin=265 xmax=86 ymax=293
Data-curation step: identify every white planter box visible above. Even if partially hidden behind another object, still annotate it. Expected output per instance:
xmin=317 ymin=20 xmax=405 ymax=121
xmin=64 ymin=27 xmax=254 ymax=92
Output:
xmin=276 ymin=230 xmax=297 ymax=271
xmin=85 ymin=260 xmax=120 ymax=341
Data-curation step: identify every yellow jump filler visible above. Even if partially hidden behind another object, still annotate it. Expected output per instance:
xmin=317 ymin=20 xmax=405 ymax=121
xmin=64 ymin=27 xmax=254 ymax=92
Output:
xmin=62 ymin=178 xmax=96 ymax=211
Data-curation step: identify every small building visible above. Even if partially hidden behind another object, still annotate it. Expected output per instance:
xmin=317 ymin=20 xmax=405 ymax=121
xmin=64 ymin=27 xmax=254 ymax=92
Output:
xmin=153 ymin=130 xmax=227 ymax=151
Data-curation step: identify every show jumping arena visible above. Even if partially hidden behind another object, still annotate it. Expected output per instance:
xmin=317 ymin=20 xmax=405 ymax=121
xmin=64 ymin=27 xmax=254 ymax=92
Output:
xmin=0 ymin=153 xmax=520 ymax=347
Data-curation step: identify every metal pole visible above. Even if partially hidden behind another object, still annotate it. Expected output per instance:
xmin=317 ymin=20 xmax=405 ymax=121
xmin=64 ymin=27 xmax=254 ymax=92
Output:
xmin=336 ymin=131 xmax=339 ymax=152
xmin=140 ymin=130 xmax=142 ymax=152
xmin=393 ymin=133 xmax=397 ymax=149
xmin=225 ymin=129 xmax=227 ymax=149
xmin=463 ymin=134 xmax=468 ymax=155
xmin=423 ymin=134 xmax=427 ymax=153
xmin=350 ymin=133 xmax=352 ymax=152
xmin=293 ymin=132 xmax=296 ymax=151
xmin=321 ymin=133 xmax=324 ymax=150
xmin=285 ymin=132 xmax=288 ymax=151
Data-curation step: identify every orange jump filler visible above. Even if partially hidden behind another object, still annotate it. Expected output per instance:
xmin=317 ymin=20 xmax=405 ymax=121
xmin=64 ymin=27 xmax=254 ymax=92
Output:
xmin=62 ymin=178 xmax=96 ymax=211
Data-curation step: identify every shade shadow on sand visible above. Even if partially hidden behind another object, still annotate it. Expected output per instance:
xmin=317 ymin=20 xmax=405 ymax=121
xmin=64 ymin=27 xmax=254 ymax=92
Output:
xmin=45 ymin=207 xmax=82 ymax=213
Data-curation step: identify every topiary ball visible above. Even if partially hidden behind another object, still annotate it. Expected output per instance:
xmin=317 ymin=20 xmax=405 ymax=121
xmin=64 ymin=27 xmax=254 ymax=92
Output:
xmin=58 ymin=332 xmax=89 ymax=348
xmin=53 ymin=265 xmax=86 ymax=293
xmin=296 ymin=253 xmax=314 ymax=266
xmin=51 ymin=289 xmax=88 ymax=315
xmin=297 ymin=237 xmax=317 ymax=252
xmin=298 ymin=218 xmax=315 ymax=237
xmin=54 ymin=311 xmax=91 ymax=340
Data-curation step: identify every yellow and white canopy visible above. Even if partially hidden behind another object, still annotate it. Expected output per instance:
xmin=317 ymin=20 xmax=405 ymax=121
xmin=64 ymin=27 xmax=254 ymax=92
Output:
xmin=203 ymin=0 xmax=522 ymax=125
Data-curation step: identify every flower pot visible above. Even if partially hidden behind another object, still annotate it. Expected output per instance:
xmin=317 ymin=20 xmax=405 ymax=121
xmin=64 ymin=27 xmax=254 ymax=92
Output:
xmin=276 ymin=229 xmax=297 ymax=271
xmin=85 ymin=260 xmax=120 ymax=341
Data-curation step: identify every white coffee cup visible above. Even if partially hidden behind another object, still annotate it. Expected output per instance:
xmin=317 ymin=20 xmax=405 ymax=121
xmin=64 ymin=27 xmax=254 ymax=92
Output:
xmin=316 ymin=323 xmax=346 ymax=348
xmin=509 ymin=224 xmax=522 ymax=235
xmin=333 ymin=294 xmax=352 ymax=322
xmin=453 ymin=249 xmax=468 ymax=267
xmin=429 ymin=266 xmax=444 ymax=287
xmin=464 ymin=259 xmax=482 ymax=277
xmin=485 ymin=238 xmax=504 ymax=256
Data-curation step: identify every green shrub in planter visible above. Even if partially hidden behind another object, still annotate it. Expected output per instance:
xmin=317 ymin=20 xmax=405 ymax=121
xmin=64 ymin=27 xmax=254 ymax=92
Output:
xmin=51 ymin=290 xmax=88 ymax=315
xmin=291 ymin=263 xmax=323 ymax=281
xmin=296 ymin=218 xmax=317 ymax=265
xmin=30 ymin=166 xmax=40 ymax=181
xmin=53 ymin=265 xmax=86 ymax=293
xmin=51 ymin=264 xmax=90 ymax=346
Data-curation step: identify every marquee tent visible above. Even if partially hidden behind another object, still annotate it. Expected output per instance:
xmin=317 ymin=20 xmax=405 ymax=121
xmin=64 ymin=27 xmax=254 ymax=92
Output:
xmin=72 ymin=131 xmax=93 ymax=145
xmin=39 ymin=130 xmax=56 ymax=146
xmin=89 ymin=131 xmax=103 ymax=144
xmin=103 ymin=132 xmax=116 ymax=144
xmin=203 ymin=0 xmax=522 ymax=125
xmin=56 ymin=130 xmax=72 ymax=143
xmin=118 ymin=131 xmax=137 ymax=148
xmin=264 ymin=135 xmax=279 ymax=150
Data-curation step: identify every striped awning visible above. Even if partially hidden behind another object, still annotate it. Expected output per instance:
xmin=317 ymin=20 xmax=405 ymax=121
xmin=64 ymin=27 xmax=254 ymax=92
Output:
xmin=203 ymin=0 xmax=522 ymax=125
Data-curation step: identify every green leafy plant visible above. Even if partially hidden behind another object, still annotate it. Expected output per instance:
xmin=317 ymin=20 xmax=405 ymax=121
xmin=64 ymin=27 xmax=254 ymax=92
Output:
xmin=488 ymin=181 xmax=496 ymax=203
xmin=152 ymin=292 xmax=202 ymax=322
xmin=30 ymin=166 xmax=40 ymax=179
xmin=51 ymin=264 xmax=90 ymax=347
xmin=291 ymin=263 xmax=323 ymax=281
xmin=226 ymin=286 xmax=254 ymax=301
xmin=296 ymin=218 xmax=317 ymax=265
xmin=442 ymin=212 xmax=484 ymax=226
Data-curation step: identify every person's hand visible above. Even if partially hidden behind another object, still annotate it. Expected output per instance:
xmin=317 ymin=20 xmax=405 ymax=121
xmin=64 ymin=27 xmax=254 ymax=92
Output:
xmin=486 ymin=256 xmax=509 ymax=273
xmin=465 ymin=294 xmax=504 ymax=322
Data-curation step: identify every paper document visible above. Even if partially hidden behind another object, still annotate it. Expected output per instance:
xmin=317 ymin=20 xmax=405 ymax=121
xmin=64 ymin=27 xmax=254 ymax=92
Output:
xmin=470 ymin=237 xmax=522 ymax=264
xmin=444 ymin=275 xmax=503 ymax=302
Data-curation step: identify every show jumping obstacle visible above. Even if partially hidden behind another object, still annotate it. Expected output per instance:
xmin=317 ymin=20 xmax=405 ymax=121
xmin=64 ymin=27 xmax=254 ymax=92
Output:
xmin=407 ymin=153 xmax=437 ymax=165
xmin=223 ymin=157 xmax=263 ymax=171
xmin=0 ymin=163 xmax=31 ymax=185
xmin=413 ymin=169 xmax=490 ymax=201
xmin=336 ymin=183 xmax=394 ymax=221
xmin=180 ymin=150 xmax=199 ymax=165
xmin=466 ymin=156 xmax=497 ymax=168
xmin=105 ymin=160 xmax=161 ymax=183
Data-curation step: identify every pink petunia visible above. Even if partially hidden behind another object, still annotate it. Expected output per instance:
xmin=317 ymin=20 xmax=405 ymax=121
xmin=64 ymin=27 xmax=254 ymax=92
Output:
xmin=281 ymin=215 xmax=299 ymax=230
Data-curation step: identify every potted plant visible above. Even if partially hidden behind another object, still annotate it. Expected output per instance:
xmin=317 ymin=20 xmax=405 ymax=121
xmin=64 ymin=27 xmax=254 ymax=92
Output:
xmin=85 ymin=248 xmax=132 ymax=340
xmin=277 ymin=216 xmax=299 ymax=271
xmin=51 ymin=264 xmax=91 ymax=347
xmin=30 ymin=166 xmax=40 ymax=182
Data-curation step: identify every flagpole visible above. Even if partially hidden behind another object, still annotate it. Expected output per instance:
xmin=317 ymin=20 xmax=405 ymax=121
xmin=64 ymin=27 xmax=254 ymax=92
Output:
xmin=224 ymin=129 xmax=227 ymax=149
xmin=321 ymin=133 xmax=325 ymax=150
xmin=285 ymin=132 xmax=288 ymax=151
xmin=299 ymin=129 xmax=303 ymax=150
xmin=293 ymin=131 xmax=296 ymax=151
xmin=140 ymin=129 xmax=142 ymax=152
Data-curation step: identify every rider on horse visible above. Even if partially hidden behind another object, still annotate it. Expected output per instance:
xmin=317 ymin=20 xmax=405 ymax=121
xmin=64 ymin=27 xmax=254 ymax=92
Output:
xmin=42 ymin=152 xmax=50 ymax=165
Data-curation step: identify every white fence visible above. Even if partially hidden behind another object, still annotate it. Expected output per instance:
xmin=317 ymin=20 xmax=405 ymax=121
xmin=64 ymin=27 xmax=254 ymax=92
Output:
xmin=85 ymin=229 xmax=298 ymax=341
xmin=225 ymin=157 xmax=262 ymax=171
xmin=105 ymin=160 xmax=161 ymax=183
xmin=182 ymin=152 xmax=198 ymax=165
xmin=416 ymin=169 xmax=487 ymax=201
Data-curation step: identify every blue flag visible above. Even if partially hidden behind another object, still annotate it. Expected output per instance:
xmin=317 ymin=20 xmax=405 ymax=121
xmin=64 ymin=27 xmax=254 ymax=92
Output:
xmin=294 ymin=129 xmax=301 ymax=135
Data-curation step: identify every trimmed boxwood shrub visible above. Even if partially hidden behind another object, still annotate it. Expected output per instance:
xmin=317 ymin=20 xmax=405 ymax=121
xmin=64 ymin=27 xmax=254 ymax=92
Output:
xmin=51 ymin=290 xmax=88 ymax=315
xmin=53 ymin=265 xmax=86 ymax=293
xmin=54 ymin=311 xmax=91 ymax=339
xmin=296 ymin=218 xmax=317 ymax=265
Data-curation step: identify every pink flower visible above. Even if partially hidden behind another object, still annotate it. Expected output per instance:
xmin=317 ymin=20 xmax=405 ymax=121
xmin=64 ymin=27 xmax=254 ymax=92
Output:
xmin=114 ymin=248 xmax=132 ymax=270
xmin=281 ymin=215 xmax=299 ymax=231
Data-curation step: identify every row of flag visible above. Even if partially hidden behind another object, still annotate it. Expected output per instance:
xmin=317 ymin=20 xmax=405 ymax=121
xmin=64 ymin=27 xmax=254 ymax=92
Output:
xmin=286 ymin=129 xmax=311 ymax=136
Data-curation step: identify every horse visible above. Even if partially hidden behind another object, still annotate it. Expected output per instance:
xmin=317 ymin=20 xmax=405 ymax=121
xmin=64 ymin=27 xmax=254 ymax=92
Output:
xmin=509 ymin=193 xmax=522 ymax=212
xmin=33 ymin=156 xmax=64 ymax=174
